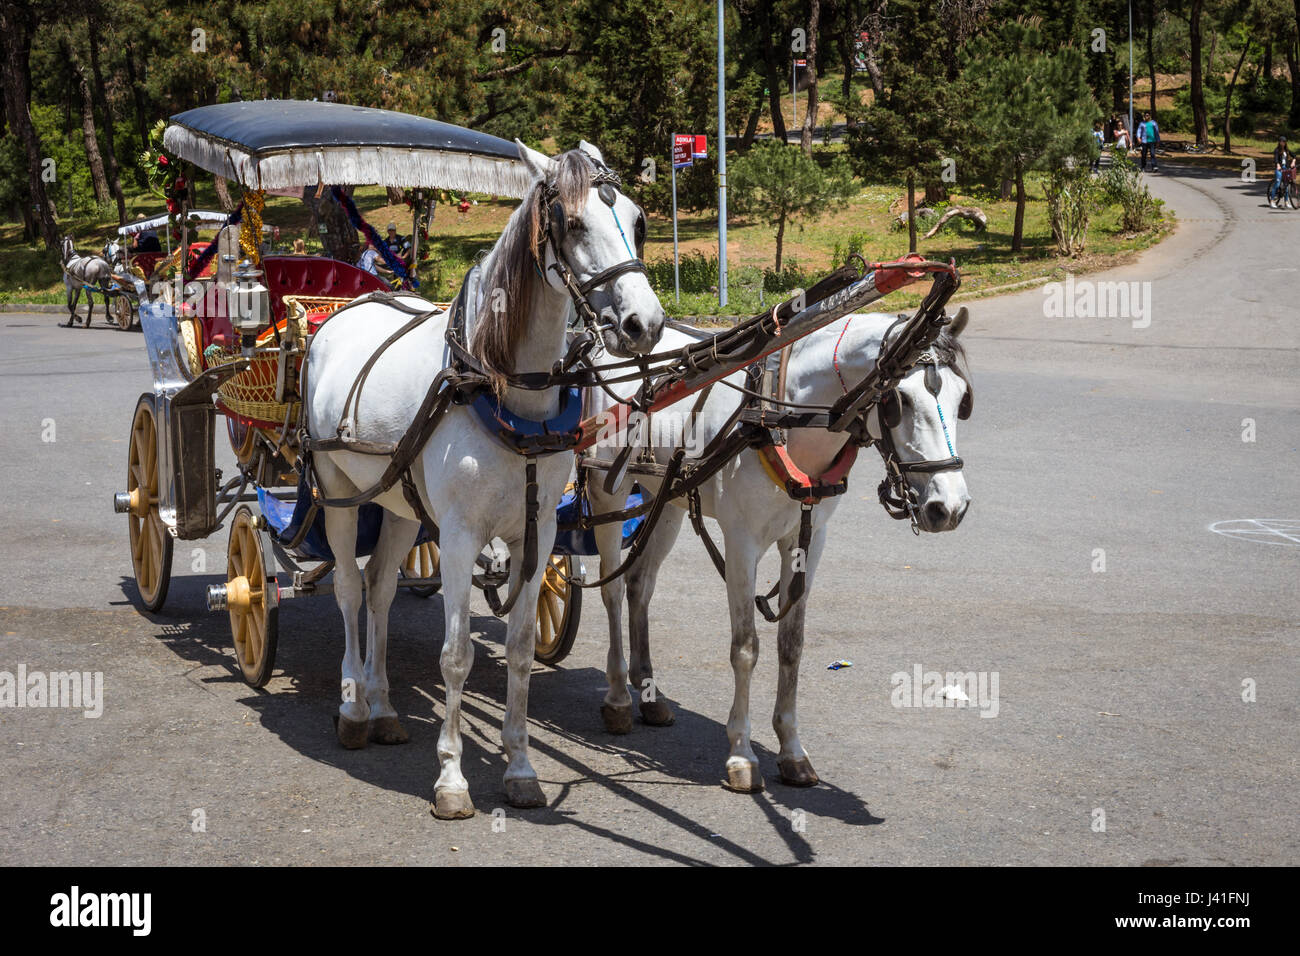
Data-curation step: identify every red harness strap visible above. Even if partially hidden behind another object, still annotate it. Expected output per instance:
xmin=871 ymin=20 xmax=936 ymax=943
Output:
xmin=758 ymin=440 xmax=859 ymax=504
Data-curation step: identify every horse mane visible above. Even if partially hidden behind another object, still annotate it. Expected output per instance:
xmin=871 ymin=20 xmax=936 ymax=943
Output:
xmin=471 ymin=149 xmax=596 ymax=394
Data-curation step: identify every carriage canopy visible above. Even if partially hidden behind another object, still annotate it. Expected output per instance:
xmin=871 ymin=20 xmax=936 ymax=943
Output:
xmin=163 ymin=100 xmax=531 ymax=198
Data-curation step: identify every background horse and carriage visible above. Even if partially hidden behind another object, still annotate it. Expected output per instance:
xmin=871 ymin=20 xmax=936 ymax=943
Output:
xmin=112 ymin=100 xmax=973 ymax=817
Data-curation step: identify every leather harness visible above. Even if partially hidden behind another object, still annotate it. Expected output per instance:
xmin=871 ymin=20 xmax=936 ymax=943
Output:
xmin=297 ymin=157 xmax=650 ymax=618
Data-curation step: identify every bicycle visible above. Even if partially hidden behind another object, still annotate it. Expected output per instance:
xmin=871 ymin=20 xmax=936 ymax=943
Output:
xmin=1268 ymin=167 xmax=1298 ymax=208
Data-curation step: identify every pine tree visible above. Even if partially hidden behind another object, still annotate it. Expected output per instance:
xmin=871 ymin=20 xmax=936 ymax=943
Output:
xmin=964 ymin=18 xmax=1097 ymax=252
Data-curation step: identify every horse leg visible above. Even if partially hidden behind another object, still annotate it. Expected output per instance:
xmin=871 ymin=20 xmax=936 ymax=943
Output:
xmin=773 ymin=521 xmax=827 ymax=787
xmin=66 ymin=283 xmax=78 ymax=328
xmin=596 ymin=519 xmax=634 ymax=734
xmin=362 ymin=515 xmax=420 ymax=745
xmin=323 ymin=505 xmax=370 ymax=749
xmin=627 ymin=507 xmax=685 ymax=727
xmin=501 ymin=531 xmax=550 ymax=808
xmin=721 ymin=532 xmax=764 ymax=793
xmin=431 ymin=524 xmax=478 ymax=819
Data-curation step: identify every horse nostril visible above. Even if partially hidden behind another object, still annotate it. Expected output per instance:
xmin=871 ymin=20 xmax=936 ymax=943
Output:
xmin=622 ymin=314 xmax=643 ymax=340
xmin=924 ymin=501 xmax=948 ymax=527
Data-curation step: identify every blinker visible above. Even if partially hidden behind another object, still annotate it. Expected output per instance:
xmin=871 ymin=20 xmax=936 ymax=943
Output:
xmin=598 ymin=183 xmax=617 ymax=206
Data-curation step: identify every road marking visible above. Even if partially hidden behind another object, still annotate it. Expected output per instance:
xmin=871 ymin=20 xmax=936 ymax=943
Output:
xmin=1208 ymin=518 xmax=1300 ymax=547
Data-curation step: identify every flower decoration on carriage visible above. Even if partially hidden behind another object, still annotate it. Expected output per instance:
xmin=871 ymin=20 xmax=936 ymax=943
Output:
xmin=139 ymin=120 xmax=192 ymax=249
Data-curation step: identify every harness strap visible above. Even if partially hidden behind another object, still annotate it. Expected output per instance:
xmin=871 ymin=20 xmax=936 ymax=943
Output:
xmin=687 ymin=491 xmax=814 ymax=625
xmin=481 ymin=457 xmax=539 ymax=617
xmin=754 ymin=503 xmax=814 ymax=623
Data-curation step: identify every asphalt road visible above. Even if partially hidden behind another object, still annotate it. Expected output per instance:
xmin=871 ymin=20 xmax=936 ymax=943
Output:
xmin=1 ymin=165 xmax=1296 ymax=866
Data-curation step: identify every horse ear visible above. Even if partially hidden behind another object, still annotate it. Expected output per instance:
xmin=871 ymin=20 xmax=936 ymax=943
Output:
xmin=515 ymin=139 xmax=555 ymax=182
xmin=577 ymin=140 xmax=605 ymax=165
xmin=949 ymin=306 xmax=969 ymax=338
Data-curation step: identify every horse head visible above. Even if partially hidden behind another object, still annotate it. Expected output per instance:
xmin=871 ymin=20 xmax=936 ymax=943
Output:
xmin=878 ymin=309 xmax=972 ymax=531
xmin=514 ymin=140 xmax=664 ymax=357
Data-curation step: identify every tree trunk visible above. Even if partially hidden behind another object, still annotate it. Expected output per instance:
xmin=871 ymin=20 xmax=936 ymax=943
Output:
xmin=1189 ymin=0 xmax=1210 ymax=145
xmin=775 ymin=212 xmax=785 ymax=272
xmin=906 ymin=171 xmax=917 ymax=254
xmin=800 ymin=0 xmax=821 ymax=156
xmin=213 ymin=176 xmax=237 ymax=213
xmin=762 ymin=3 xmax=788 ymax=143
xmin=302 ymin=185 xmax=359 ymax=264
xmin=123 ymin=38 xmax=149 ymax=149
xmin=1289 ymin=0 xmax=1300 ymax=127
xmin=73 ymin=58 xmax=111 ymax=205
xmin=1012 ymin=163 xmax=1026 ymax=254
xmin=740 ymin=100 xmax=762 ymax=149
xmin=1223 ymin=40 xmax=1250 ymax=154
xmin=87 ymin=20 xmax=126 ymax=223
xmin=1145 ymin=0 xmax=1157 ymax=117
xmin=0 ymin=2 xmax=58 ymax=249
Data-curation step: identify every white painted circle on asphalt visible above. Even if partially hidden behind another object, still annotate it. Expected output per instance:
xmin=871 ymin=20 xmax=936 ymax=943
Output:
xmin=1208 ymin=519 xmax=1300 ymax=547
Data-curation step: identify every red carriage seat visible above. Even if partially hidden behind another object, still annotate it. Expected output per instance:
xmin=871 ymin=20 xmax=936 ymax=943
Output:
xmin=198 ymin=256 xmax=390 ymax=351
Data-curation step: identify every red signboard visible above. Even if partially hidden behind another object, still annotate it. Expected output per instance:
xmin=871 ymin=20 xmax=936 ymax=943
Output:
xmin=692 ymin=134 xmax=707 ymax=159
xmin=672 ymin=134 xmax=693 ymax=169
xmin=794 ymin=58 xmax=807 ymax=67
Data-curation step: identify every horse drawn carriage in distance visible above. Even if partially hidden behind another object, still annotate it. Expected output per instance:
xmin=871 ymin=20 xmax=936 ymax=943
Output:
xmin=112 ymin=100 xmax=603 ymax=686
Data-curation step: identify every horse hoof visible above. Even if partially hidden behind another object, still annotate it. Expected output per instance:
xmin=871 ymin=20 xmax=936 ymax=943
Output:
xmin=335 ymin=715 xmax=369 ymax=750
xmin=722 ymin=761 xmax=764 ymax=793
xmin=639 ymin=698 xmax=675 ymax=726
xmin=778 ymin=756 xmax=820 ymax=788
xmin=368 ymin=715 xmax=409 ymax=745
xmin=505 ymin=777 xmax=547 ymax=809
xmin=601 ymin=702 xmax=634 ymax=734
xmin=431 ymin=788 xmax=476 ymax=820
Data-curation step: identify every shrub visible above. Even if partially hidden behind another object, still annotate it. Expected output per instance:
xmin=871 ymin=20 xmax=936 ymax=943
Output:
xmin=1099 ymin=151 xmax=1164 ymax=233
xmin=1043 ymin=163 xmax=1101 ymax=256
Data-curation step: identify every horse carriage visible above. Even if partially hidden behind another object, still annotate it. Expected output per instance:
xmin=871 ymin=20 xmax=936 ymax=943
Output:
xmin=112 ymin=98 xmax=972 ymax=814
xmin=111 ymin=101 xmax=609 ymax=686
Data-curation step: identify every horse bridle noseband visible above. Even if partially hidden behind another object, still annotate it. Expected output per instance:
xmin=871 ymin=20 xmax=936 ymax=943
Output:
xmin=536 ymin=162 xmax=648 ymax=356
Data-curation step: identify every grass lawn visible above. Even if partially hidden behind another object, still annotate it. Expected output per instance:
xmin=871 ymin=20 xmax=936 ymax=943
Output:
xmin=1 ymin=169 xmax=1174 ymax=318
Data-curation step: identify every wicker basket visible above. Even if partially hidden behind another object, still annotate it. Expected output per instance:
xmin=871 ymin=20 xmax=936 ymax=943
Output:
xmin=212 ymin=296 xmax=352 ymax=429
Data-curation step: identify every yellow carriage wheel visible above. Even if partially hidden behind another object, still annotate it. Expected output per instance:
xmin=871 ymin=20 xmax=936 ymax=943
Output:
xmin=534 ymin=554 xmax=581 ymax=665
xmin=226 ymin=506 xmax=279 ymax=688
xmin=401 ymin=541 xmax=441 ymax=598
xmin=114 ymin=295 xmax=133 ymax=331
xmin=126 ymin=394 xmax=174 ymax=612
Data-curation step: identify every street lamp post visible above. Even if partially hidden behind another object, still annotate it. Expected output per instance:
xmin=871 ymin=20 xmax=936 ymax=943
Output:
xmin=717 ymin=0 xmax=728 ymax=308
xmin=1128 ymin=0 xmax=1134 ymax=143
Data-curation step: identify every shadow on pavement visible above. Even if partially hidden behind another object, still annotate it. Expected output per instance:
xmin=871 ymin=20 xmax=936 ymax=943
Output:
xmin=120 ymin=569 xmax=881 ymax=864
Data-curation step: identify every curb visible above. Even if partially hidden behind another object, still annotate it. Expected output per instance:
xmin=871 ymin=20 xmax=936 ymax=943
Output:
xmin=1 ymin=304 xmax=68 ymax=314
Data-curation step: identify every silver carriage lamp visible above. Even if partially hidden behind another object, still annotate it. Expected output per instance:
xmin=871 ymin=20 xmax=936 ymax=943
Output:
xmin=229 ymin=261 xmax=270 ymax=354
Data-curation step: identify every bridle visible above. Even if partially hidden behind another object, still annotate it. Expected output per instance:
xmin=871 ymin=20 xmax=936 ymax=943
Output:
xmin=850 ymin=318 xmax=972 ymax=532
xmin=535 ymin=160 xmax=648 ymax=357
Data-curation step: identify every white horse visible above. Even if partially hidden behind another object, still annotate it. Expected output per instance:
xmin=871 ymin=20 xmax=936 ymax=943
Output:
xmin=585 ymin=309 xmax=972 ymax=792
xmin=304 ymin=141 xmax=664 ymax=818
xmin=60 ymin=235 xmax=114 ymax=328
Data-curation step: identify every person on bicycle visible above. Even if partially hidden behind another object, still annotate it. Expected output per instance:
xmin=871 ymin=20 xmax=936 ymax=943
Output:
xmin=1270 ymin=138 xmax=1291 ymax=207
